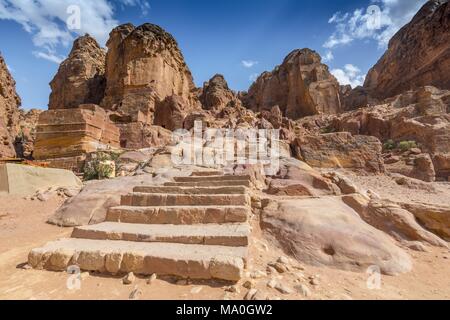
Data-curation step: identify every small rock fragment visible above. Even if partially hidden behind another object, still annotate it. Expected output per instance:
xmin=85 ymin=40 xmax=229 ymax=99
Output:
xmin=244 ymin=289 xmax=258 ymax=300
xmin=243 ymin=280 xmax=255 ymax=289
xmin=275 ymin=283 xmax=294 ymax=295
xmin=123 ymin=272 xmax=136 ymax=285
xmin=267 ymin=279 xmax=277 ymax=289
xmin=296 ymin=284 xmax=311 ymax=297
xmin=146 ymin=273 xmax=157 ymax=285
xmin=191 ymin=286 xmax=203 ymax=294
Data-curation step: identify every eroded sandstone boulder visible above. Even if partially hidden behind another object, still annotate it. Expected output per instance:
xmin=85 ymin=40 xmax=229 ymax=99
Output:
xmin=292 ymin=132 xmax=385 ymax=173
xmin=364 ymin=0 xmax=450 ymax=100
xmin=261 ymin=197 xmax=412 ymax=275
xmin=49 ymin=34 xmax=106 ymax=110
xmin=244 ymin=49 xmax=342 ymax=119
xmin=343 ymin=194 xmax=448 ymax=248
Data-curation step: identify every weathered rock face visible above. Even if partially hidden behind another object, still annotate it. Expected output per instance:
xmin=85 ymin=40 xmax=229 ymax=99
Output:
xmin=14 ymin=109 xmax=42 ymax=159
xmin=327 ymin=86 xmax=450 ymax=179
xmin=292 ymin=132 xmax=385 ymax=173
xmin=200 ymin=74 xmax=241 ymax=111
xmin=34 ymin=105 xmax=120 ymax=160
xmin=153 ymin=94 xmax=190 ymax=131
xmin=0 ymin=53 xmax=21 ymax=158
xmin=244 ymin=49 xmax=342 ymax=120
xmin=49 ymin=34 xmax=106 ymax=110
xmin=101 ymin=23 xmax=198 ymax=123
xmin=364 ymin=0 xmax=450 ymax=100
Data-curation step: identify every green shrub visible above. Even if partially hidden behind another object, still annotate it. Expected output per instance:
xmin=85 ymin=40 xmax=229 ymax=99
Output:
xmin=398 ymin=140 xmax=418 ymax=152
xmin=383 ymin=139 xmax=396 ymax=150
xmin=83 ymin=152 xmax=117 ymax=180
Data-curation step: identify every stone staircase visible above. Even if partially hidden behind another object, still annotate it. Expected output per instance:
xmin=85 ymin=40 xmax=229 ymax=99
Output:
xmin=28 ymin=171 xmax=252 ymax=282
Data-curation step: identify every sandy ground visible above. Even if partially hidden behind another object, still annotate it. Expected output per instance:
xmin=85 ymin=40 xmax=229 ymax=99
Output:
xmin=0 ymin=193 xmax=449 ymax=300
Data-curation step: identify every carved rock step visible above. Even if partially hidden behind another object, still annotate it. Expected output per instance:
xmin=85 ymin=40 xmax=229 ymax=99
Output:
xmin=133 ymin=186 xmax=248 ymax=195
xmin=107 ymin=205 xmax=249 ymax=225
xmin=190 ymin=171 xmax=224 ymax=177
xmin=164 ymin=180 xmax=251 ymax=187
xmin=174 ymin=175 xmax=251 ymax=183
xmin=121 ymin=193 xmax=250 ymax=207
xmin=28 ymin=239 xmax=247 ymax=281
xmin=72 ymin=222 xmax=250 ymax=247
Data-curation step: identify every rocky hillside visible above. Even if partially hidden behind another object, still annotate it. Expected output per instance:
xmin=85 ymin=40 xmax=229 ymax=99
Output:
xmin=243 ymin=49 xmax=342 ymax=119
xmin=364 ymin=0 xmax=450 ymax=100
xmin=0 ymin=53 xmax=21 ymax=158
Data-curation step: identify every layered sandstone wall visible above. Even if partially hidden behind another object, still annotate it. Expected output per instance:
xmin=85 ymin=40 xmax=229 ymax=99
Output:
xmin=364 ymin=0 xmax=450 ymax=100
xmin=34 ymin=105 xmax=120 ymax=160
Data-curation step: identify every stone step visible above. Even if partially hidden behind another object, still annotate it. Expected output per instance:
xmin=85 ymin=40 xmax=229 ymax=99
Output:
xmin=174 ymin=175 xmax=251 ymax=183
xmin=121 ymin=193 xmax=250 ymax=207
xmin=29 ymin=238 xmax=247 ymax=281
xmin=107 ymin=206 xmax=249 ymax=225
xmin=190 ymin=171 xmax=224 ymax=177
xmin=133 ymin=186 xmax=248 ymax=195
xmin=72 ymin=222 xmax=250 ymax=247
xmin=164 ymin=180 xmax=251 ymax=188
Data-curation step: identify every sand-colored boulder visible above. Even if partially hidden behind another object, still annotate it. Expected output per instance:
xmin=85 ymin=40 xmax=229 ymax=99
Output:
xmin=244 ymin=49 xmax=341 ymax=119
xmin=267 ymin=158 xmax=340 ymax=196
xmin=261 ymin=197 xmax=412 ymax=275
xmin=343 ymin=194 xmax=448 ymax=248
xmin=0 ymin=163 xmax=82 ymax=196
xmin=47 ymin=175 xmax=157 ymax=227
xmin=400 ymin=202 xmax=450 ymax=241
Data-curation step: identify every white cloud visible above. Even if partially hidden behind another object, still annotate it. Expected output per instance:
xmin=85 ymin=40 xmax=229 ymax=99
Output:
xmin=120 ymin=0 xmax=151 ymax=16
xmin=242 ymin=60 xmax=259 ymax=68
xmin=324 ymin=0 xmax=427 ymax=49
xmin=32 ymin=51 xmax=65 ymax=64
xmin=331 ymin=64 xmax=366 ymax=88
xmin=0 ymin=0 xmax=149 ymax=64
xmin=249 ymin=73 xmax=259 ymax=82
xmin=322 ymin=51 xmax=334 ymax=63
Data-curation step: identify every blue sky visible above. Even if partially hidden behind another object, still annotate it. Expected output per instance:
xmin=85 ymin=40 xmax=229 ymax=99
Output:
xmin=0 ymin=0 xmax=426 ymax=109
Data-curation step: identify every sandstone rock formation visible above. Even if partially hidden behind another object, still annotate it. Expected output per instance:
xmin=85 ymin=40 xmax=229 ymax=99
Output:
xmin=14 ymin=109 xmax=42 ymax=159
xmin=364 ymin=0 xmax=450 ymax=100
xmin=292 ymin=132 xmax=385 ymax=173
xmin=325 ymin=86 xmax=450 ymax=180
xmin=34 ymin=104 xmax=120 ymax=160
xmin=49 ymin=34 xmax=106 ymax=110
xmin=200 ymin=74 xmax=241 ymax=111
xmin=101 ymin=23 xmax=199 ymax=123
xmin=244 ymin=49 xmax=342 ymax=119
xmin=0 ymin=53 xmax=21 ymax=158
